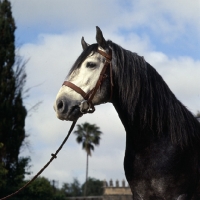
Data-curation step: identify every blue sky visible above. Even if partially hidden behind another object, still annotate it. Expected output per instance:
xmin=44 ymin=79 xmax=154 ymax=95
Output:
xmin=10 ymin=0 xmax=200 ymax=187
xmin=13 ymin=0 xmax=200 ymax=59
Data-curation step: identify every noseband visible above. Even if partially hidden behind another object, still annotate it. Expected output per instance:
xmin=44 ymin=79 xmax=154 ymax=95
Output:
xmin=62 ymin=49 xmax=113 ymax=114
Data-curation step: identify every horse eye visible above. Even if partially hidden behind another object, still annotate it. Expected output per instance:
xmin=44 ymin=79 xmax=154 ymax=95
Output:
xmin=86 ymin=62 xmax=96 ymax=68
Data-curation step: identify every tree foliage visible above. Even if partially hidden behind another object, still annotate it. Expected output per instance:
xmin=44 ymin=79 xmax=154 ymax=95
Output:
xmin=0 ymin=142 xmax=7 ymax=188
xmin=61 ymin=178 xmax=82 ymax=197
xmin=19 ymin=177 xmax=54 ymax=200
xmin=61 ymin=177 xmax=103 ymax=197
xmin=0 ymin=0 xmax=30 ymax=197
xmin=81 ymin=177 xmax=103 ymax=196
xmin=74 ymin=122 xmax=102 ymax=156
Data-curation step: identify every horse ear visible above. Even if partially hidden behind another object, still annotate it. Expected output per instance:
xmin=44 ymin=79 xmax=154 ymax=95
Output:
xmin=96 ymin=26 xmax=108 ymax=50
xmin=81 ymin=37 xmax=89 ymax=50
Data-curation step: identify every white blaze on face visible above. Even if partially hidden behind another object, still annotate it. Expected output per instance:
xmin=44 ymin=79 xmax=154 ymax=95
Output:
xmin=56 ymin=51 xmax=105 ymax=103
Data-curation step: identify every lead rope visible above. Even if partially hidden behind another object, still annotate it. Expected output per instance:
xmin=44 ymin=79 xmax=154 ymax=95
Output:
xmin=0 ymin=120 xmax=77 ymax=200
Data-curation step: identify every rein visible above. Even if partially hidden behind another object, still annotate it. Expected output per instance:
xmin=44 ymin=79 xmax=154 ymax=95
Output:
xmin=0 ymin=121 xmax=77 ymax=200
xmin=62 ymin=49 xmax=113 ymax=114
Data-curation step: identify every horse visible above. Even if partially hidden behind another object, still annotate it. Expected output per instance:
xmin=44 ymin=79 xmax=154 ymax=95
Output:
xmin=54 ymin=26 xmax=200 ymax=200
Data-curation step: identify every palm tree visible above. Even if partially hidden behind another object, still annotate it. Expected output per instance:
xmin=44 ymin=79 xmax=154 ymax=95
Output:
xmin=73 ymin=122 xmax=102 ymax=196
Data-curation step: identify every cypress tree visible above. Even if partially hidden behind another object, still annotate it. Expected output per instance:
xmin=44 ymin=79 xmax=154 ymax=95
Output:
xmin=0 ymin=0 xmax=30 ymax=196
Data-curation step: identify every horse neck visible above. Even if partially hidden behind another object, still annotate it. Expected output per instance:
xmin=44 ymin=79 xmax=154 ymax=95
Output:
xmin=110 ymin=61 xmax=176 ymax=150
xmin=112 ymin=93 xmax=157 ymax=150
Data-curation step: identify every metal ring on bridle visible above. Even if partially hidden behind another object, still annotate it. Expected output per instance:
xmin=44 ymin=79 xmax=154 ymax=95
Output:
xmin=80 ymin=100 xmax=91 ymax=114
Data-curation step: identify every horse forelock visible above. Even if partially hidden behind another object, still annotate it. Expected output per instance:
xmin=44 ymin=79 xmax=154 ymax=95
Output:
xmin=108 ymin=40 xmax=200 ymax=147
xmin=68 ymin=44 xmax=99 ymax=77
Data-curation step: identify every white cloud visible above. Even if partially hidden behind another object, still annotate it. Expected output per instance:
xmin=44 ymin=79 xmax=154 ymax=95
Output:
xmin=10 ymin=0 xmax=200 ymax=42
xmin=146 ymin=52 xmax=200 ymax=112
xmin=119 ymin=0 xmax=200 ymax=38
xmin=11 ymin=0 xmax=120 ymax=31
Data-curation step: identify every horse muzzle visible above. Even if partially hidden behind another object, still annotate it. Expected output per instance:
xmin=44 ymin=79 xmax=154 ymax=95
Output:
xmin=54 ymin=97 xmax=83 ymax=121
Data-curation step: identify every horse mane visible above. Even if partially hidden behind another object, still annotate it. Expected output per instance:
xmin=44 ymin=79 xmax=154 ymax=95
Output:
xmin=107 ymin=40 xmax=200 ymax=147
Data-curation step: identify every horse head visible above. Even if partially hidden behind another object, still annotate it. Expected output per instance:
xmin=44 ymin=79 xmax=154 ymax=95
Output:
xmin=54 ymin=27 xmax=112 ymax=121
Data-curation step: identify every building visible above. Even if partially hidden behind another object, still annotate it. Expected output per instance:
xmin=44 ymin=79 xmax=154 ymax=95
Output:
xmin=103 ymin=179 xmax=132 ymax=200
xmin=67 ymin=179 xmax=132 ymax=200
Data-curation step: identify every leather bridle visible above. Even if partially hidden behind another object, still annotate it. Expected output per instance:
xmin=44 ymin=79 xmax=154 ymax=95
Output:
xmin=62 ymin=49 xmax=113 ymax=114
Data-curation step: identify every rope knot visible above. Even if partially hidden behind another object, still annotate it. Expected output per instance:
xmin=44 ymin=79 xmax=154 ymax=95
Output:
xmin=51 ymin=153 xmax=57 ymax=159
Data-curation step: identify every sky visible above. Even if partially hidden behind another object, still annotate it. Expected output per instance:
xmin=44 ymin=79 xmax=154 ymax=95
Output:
xmin=9 ymin=0 xmax=200 ymax=188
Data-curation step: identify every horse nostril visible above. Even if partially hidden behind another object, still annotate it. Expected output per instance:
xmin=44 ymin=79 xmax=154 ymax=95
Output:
xmin=57 ymin=101 xmax=64 ymax=110
xmin=56 ymin=99 xmax=66 ymax=113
